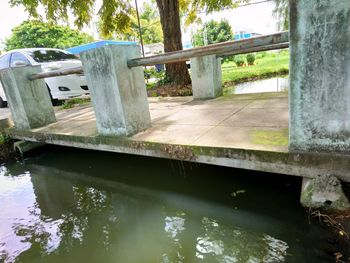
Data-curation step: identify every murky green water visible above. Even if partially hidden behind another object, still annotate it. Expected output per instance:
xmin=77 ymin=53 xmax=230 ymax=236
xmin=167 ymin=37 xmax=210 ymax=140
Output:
xmin=0 ymin=147 xmax=336 ymax=262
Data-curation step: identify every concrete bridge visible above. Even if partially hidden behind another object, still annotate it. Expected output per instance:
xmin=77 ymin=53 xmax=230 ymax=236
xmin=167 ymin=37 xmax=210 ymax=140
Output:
xmin=0 ymin=0 xmax=350 ymax=210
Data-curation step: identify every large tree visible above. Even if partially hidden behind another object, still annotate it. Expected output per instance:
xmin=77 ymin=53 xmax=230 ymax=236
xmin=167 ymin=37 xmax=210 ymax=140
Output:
xmin=9 ymin=0 xmax=245 ymax=85
xmin=5 ymin=20 xmax=93 ymax=51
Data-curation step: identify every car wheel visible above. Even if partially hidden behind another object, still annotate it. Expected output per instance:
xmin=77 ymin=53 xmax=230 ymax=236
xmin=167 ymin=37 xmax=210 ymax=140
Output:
xmin=47 ymin=85 xmax=59 ymax=106
xmin=0 ymin=97 xmax=7 ymax=108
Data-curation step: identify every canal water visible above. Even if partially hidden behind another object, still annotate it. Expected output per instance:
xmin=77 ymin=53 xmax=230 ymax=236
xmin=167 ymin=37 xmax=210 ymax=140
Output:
xmin=0 ymin=147 xmax=337 ymax=263
xmin=224 ymin=77 xmax=289 ymax=95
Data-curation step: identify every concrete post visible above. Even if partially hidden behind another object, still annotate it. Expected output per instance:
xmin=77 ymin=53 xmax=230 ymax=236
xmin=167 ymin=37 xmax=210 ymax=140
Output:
xmin=300 ymin=175 xmax=350 ymax=211
xmin=80 ymin=45 xmax=151 ymax=136
xmin=190 ymin=55 xmax=222 ymax=99
xmin=0 ymin=65 xmax=56 ymax=130
xmin=289 ymin=0 xmax=350 ymax=152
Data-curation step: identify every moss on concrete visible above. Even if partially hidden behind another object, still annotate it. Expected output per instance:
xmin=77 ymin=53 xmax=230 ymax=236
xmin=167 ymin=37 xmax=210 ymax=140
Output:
xmin=4 ymin=125 xmax=350 ymax=182
xmin=250 ymin=128 xmax=289 ymax=146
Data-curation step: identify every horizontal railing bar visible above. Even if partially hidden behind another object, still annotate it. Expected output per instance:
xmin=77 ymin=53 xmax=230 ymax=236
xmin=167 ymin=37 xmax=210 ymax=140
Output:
xmin=29 ymin=66 xmax=84 ymax=80
xmin=218 ymin=42 xmax=289 ymax=58
xmin=127 ymin=31 xmax=289 ymax=67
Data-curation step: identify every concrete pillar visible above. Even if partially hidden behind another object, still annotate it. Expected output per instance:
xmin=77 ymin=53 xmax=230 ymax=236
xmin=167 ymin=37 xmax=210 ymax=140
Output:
xmin=190 ymin=55 xmax=222 ymax=99
xmin=300 ymin=175 xmax=350 ymax=211
xmin=289 ymin=0 xmax=350 ymax=152
xmin=0 ymin=65 xmax=56 ymax=130
xmin=80 ymin=45 xmax=151 ymax=136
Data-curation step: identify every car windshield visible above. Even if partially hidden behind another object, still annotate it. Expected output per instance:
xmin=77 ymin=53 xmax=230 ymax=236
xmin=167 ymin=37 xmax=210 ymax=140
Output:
xmin=27 ymin=50 xmax=78 ymax=63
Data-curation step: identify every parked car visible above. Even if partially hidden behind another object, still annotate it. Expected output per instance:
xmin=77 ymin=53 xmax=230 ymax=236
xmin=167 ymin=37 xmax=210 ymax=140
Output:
xmin=0 ymin=48 xmax=89 ymax=107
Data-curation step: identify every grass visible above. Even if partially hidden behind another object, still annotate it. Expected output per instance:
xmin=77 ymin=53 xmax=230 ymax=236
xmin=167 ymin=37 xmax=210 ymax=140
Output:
xmin=59 ymin=97 xmax=91 ymax=110
xmin=221 ymin=50 xmax=290 ymax=84
xmin=0 ymin=133 xmax=8 ymax=145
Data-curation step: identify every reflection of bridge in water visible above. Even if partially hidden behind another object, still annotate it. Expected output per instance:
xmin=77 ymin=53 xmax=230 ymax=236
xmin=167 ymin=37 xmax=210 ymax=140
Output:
xmin=1 ymin=155 xmax=330 ymax=262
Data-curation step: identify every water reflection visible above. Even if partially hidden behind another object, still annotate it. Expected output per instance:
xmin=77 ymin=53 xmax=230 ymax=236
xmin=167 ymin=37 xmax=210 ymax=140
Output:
xmin=0 ymin=154 xmax=334 ymax=262
xmin=224 ymin=77 xmax=289 ymax=95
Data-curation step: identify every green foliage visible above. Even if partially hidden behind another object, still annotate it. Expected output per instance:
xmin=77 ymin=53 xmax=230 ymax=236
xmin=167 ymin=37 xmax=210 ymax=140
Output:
xmin=60 ymin=97 xmax=91 ymax=110
xmin=221 ymin=55 xmax=235 ymax=64
xmin=144 ymin=67 xmax=165 ymax=80
xmin=234 ymin=55 xmax=245 ymax=67
xmin=255 ymin=51 xmax=267 ymax=59
xmin=273 ymin=0 xmax=289 ymax=31
xmin=181 ymin=0 xmax=249 ymax=26
xmin=221 ymin=51 xmax=290 ymax=84
xmin=5 ymin=20 xmax=93 ymax=51
xmin=136 ymin=2 xmax=163 ymax=44
xmin=246 ymin=53 xmax=256 ymax=65
xmin=101 ymin=2 xmax=163 ymax=44
xmin=192 ymin=19 xmax=233 ymax=47
xmin=0 ymin=133 xmax=11 ymax=145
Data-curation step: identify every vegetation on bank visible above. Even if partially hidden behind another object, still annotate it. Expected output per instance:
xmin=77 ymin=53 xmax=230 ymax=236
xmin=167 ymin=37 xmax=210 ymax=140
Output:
xmin=0 ymin=133 xmax=16 ymax=162
xmin=221 ymin=50 xmax=289 ymax=85
xmin=59 ymin=97 xmax=91 ymax=110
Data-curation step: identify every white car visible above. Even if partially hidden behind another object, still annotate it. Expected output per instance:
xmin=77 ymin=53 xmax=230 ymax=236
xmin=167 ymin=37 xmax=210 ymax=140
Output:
xmin=0 ymin=48 xmax=89 ymax=107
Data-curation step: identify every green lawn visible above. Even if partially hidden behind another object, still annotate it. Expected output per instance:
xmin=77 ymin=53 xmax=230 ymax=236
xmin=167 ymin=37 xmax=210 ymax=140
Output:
xmin=221 ymin=50 xmax=290 ymax=84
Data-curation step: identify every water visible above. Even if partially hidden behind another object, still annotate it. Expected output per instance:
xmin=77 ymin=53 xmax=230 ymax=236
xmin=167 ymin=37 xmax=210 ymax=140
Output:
xmin=0 ymin=147 xmax=336 ymax=263
xmin=224 ymin=77 xmax=289 ymax=95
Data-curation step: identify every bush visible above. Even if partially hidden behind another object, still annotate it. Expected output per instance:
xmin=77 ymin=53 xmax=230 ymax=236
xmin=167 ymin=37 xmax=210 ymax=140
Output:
xmin=256 ymin=51 xmax=267 ymax=59
xmin=246 ymin=53 xmax=256 ymax=65
xmin=221 ymin=55 xmax=235 ymax=64
xmin=234 ymin=56 xmax=245 ymax=67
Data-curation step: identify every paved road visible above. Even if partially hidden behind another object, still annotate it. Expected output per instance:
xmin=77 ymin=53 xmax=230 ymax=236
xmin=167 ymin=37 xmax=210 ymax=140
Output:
xmin=0 ymin=107 xmax=11 ymax=120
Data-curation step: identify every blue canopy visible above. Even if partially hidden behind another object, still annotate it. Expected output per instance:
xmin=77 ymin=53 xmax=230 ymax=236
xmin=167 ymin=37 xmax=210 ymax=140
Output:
xmin=66 ymin=40 xmax=137 ymax=54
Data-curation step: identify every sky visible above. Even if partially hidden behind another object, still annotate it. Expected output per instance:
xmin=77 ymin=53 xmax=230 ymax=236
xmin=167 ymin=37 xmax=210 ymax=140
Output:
xmin=0 ymin=0 xmax=278 ymax=50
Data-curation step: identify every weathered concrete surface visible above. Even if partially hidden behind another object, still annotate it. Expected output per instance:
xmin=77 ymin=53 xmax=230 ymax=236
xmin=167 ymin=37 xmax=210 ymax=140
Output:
xmin=0 ymin=108 xmax=11 ymax=120
xmin=300 ymin=175 xmax=350 ymax=211
xmin=13 ymin=141 xmax=46 ymax=156
xmin=190 ymin=55 xmax=222 ymax=99
xmin=2 ymin=92 xmax=350 ymax=182
xmin=80 ymin=45 xmax=151 ymax=136
xmin=0 ymin=66 xmax=56 ymax=129
xmin=289 ymin=0 xmax=350 ymax=152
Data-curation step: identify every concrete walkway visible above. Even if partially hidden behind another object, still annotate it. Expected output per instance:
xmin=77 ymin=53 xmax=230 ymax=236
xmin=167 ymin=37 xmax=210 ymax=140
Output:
xmin=14 ymin=92 xmax=288 ymax=152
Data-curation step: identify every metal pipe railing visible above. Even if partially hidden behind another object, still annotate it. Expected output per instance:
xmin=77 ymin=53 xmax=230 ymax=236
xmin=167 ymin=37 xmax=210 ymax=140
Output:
xmin=29 ymin=31 xmax=289 ymax=80
xmin=127 ymin=31 xmax=289 ymax=67
xmin=29 ymin=66 xmax=83 ymax=81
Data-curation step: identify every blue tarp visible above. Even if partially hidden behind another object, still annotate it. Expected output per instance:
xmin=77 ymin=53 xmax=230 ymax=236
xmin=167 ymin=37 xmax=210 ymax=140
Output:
xmin=66 ymin=40 xmax=137 ymax=54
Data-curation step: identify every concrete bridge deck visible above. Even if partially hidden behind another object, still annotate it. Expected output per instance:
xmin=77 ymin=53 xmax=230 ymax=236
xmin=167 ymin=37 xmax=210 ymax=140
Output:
xmin=1 ymin=92 xmax=350 ymax=182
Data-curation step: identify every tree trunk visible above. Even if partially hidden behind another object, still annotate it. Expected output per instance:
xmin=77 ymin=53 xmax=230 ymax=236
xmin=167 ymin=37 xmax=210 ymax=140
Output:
xmin=156 ymin=0 xmax=191 ymax=85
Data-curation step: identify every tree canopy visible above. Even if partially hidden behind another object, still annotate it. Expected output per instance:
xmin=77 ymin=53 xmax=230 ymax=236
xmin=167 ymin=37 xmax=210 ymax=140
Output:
xmin=5 ymin=20 xmax=94 ymax=51
xmin=192 ymin=19 xmax=233 ymax=47
xmin=104 ymin=2 xmax=163 ymax=44
xmin=9 ymin=0 xmax=247 ymax=85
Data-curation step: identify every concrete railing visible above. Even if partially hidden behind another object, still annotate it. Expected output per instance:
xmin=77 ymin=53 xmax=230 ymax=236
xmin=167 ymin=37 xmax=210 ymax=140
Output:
xmin=0 ymin=31 xmax=289 ymax=137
